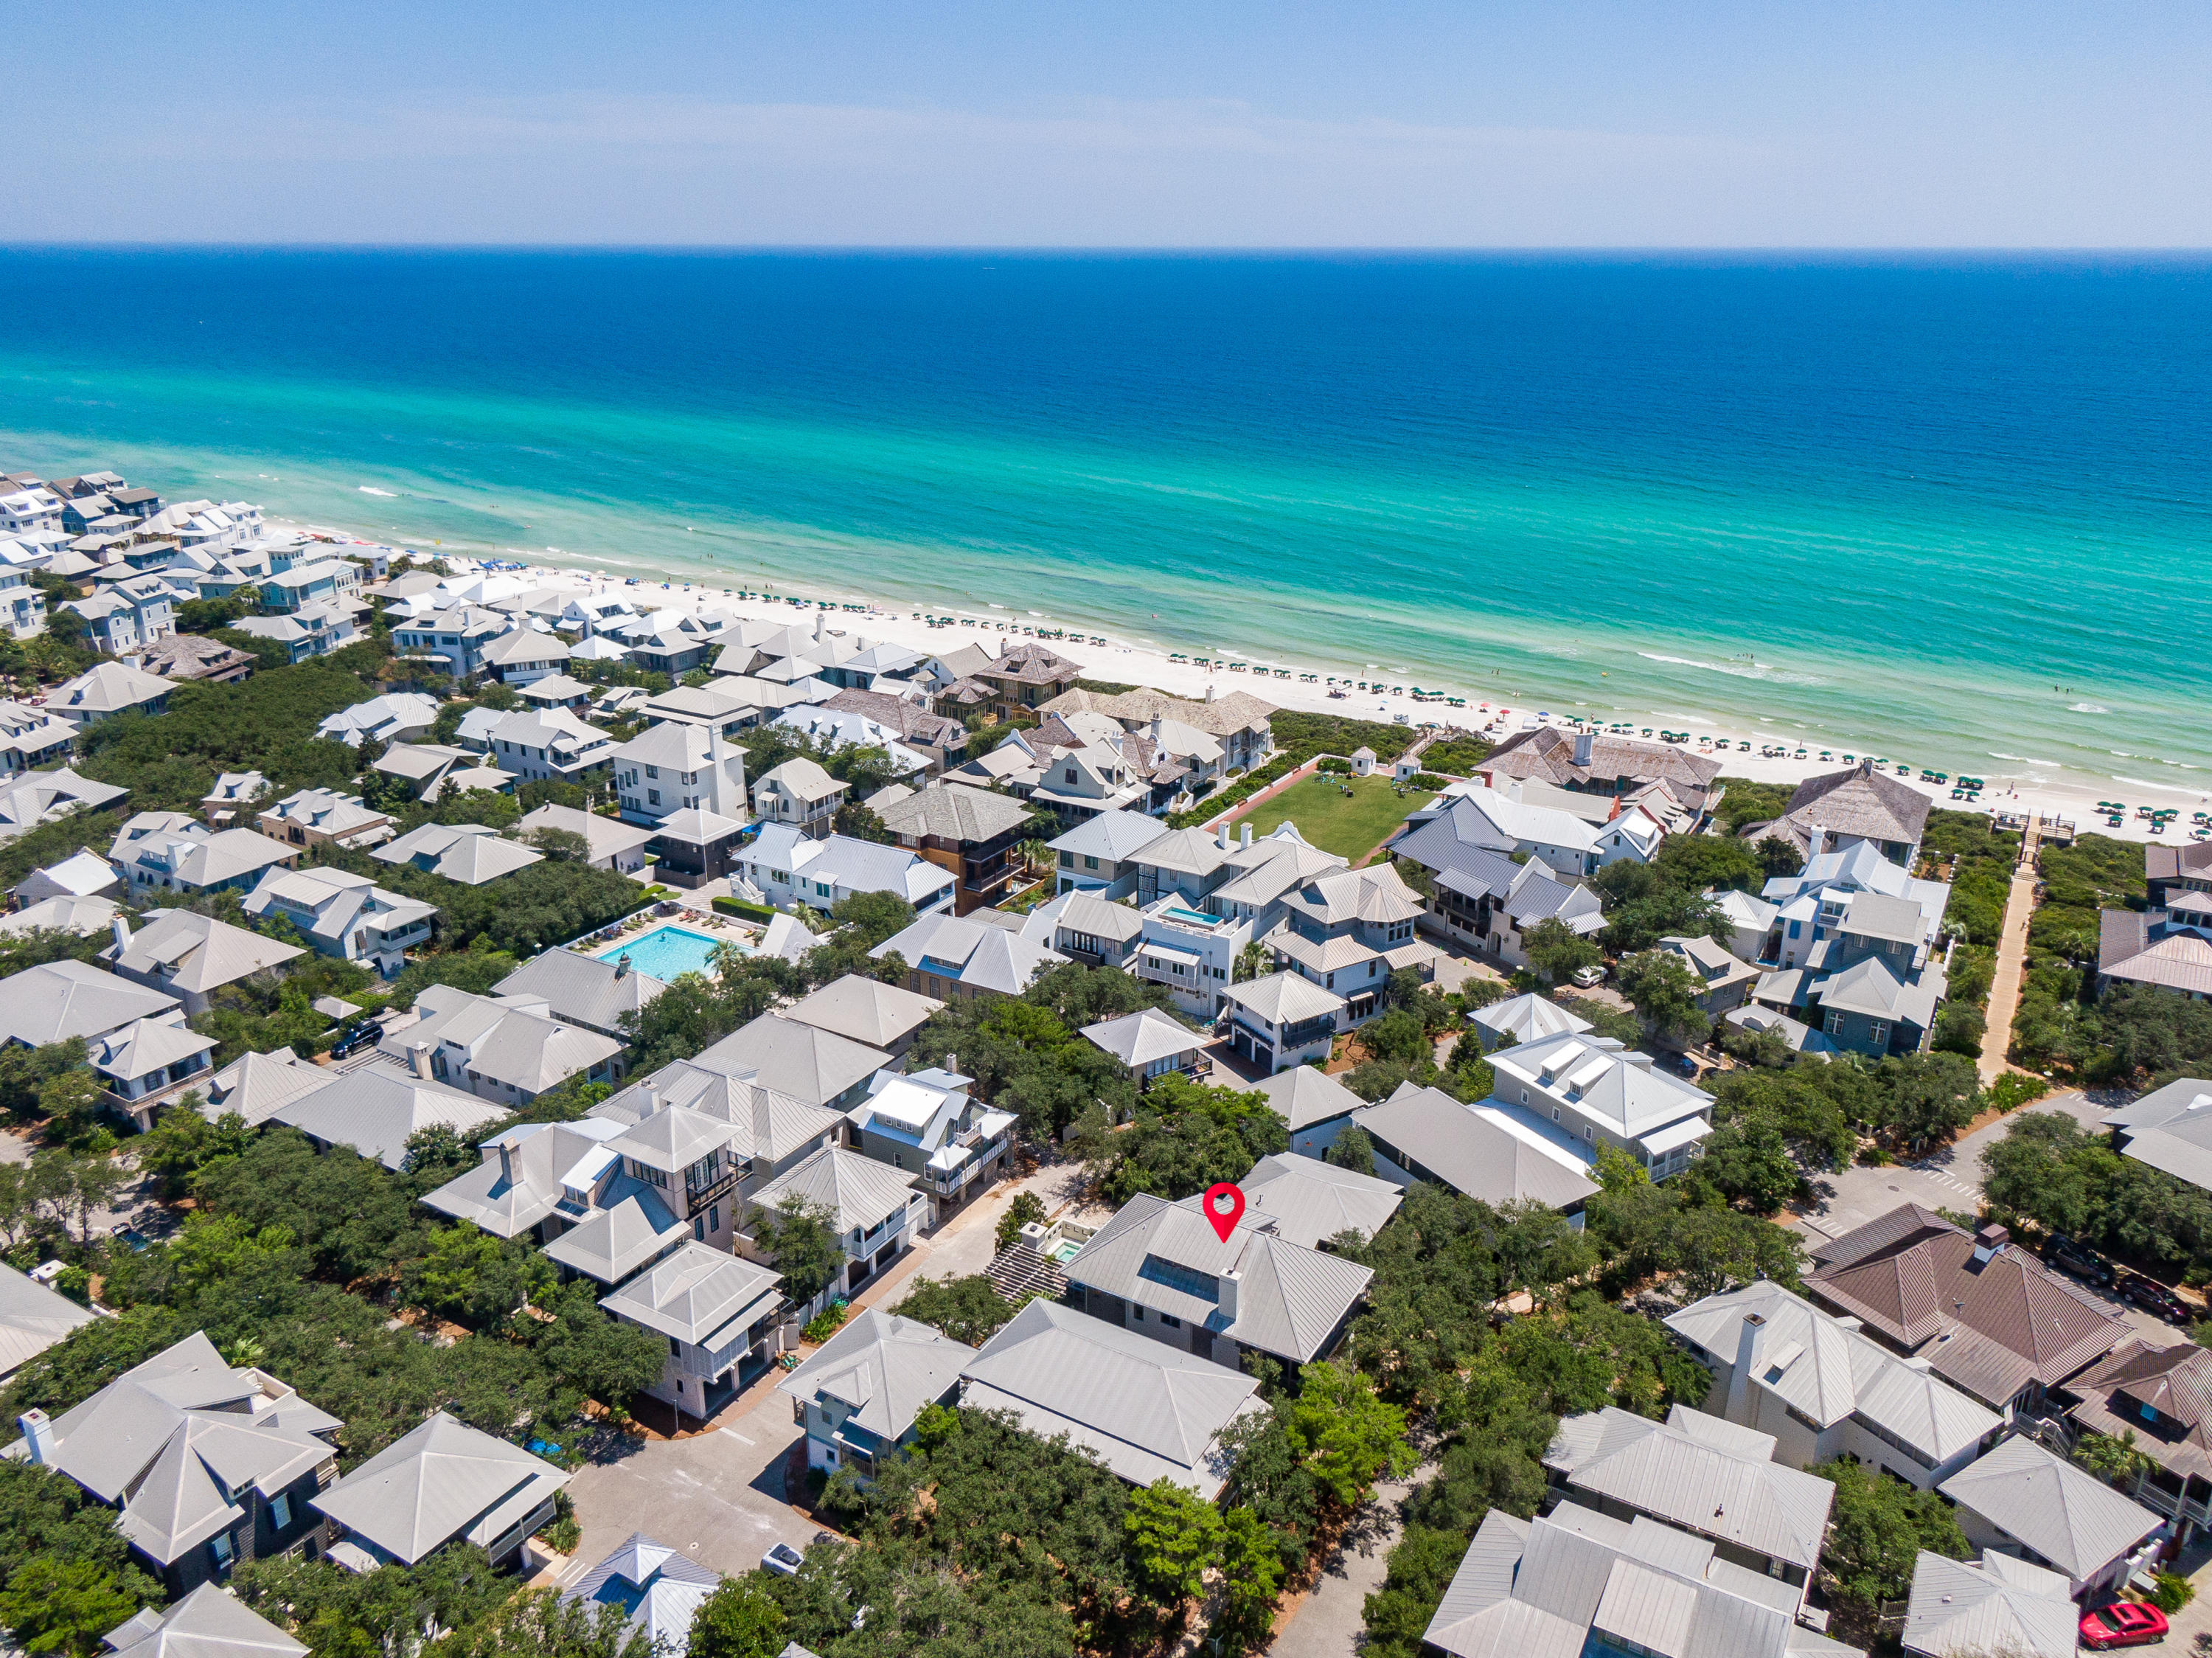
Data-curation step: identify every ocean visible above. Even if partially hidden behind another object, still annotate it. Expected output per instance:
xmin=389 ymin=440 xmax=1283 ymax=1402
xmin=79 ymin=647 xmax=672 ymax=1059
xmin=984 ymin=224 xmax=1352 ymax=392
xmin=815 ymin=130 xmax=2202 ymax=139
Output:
xmin=0 ymin=249 xmax=2207 ymax=792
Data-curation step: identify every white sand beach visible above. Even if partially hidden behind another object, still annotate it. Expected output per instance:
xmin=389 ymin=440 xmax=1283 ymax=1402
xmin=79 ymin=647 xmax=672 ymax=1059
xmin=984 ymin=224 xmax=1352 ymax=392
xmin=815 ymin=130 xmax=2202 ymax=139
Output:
xmin=299 ymin=521 xmax=2212 ymax=850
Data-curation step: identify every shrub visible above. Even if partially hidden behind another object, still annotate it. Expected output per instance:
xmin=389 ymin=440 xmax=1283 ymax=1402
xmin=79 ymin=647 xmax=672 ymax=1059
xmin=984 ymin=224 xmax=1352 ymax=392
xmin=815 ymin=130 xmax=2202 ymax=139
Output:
xmin=1985 ymin=1072 xmax=2051 ymax=1112
xmin=2152 ymin=1572 xmax=2195 ymax=1614
xmin=1317 ymin=757 xmax=1352 ymax=775
xmin=1404 ymin=773 xmax=1448 ymax=789
xmin=801 ymin=1300 xmax=850 ymax=1345
xmin=711 ymin=895 xmax=777 ymax=923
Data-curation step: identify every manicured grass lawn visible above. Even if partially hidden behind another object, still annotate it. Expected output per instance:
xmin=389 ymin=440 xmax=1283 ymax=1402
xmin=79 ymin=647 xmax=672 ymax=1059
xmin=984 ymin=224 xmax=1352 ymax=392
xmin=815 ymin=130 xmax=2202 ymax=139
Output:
xmin=1237 ymin=774 xmax=1422 ymax=861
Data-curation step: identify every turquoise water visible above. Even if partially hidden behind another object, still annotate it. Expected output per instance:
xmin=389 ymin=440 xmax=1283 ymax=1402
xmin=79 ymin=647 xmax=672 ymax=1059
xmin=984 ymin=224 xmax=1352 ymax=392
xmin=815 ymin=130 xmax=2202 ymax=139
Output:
xmin=0 ymin=249 xmax=2206 ymax=793
xmin=597 ymin=924 xmax=728 ymax=979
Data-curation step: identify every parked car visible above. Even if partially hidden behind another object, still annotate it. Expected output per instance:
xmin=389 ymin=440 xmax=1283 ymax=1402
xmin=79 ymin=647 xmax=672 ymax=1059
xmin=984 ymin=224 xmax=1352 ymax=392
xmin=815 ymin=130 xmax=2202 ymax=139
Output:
xmin=331 ymin=1020 xmax=387 ymax=1060
xmin=1571 ymin=964 xmax=1605 ymax=988
xmin=2079 ymin=1598 xmax=2168 ymax=1649
xmin=761 ymin=1541 xmax=805 ymax=1577
xmin=2121 ymin=1273 xmax=2192 ymax=1323
xmin=2045 ymin=1232 xmax=2117 ymax=1289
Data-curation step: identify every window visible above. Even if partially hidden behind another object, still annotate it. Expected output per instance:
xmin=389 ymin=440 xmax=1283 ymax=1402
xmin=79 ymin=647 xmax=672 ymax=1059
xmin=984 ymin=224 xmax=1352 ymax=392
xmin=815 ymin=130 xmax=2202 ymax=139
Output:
xmin=694 ymin=1215 xmax=706 ymax=1241
xmin=271 ymin=1493 xmax=292 ymax=1530
xmin=1083 ymin=854 xmax=1098 ymax=870
xmin=669 ymin=1336 xmax=681 ymax=1356
xmin=211 ymin=1531 xmax=234 ymax=1567
xmin=709 ymin=1204 xmax=719 ymax=1232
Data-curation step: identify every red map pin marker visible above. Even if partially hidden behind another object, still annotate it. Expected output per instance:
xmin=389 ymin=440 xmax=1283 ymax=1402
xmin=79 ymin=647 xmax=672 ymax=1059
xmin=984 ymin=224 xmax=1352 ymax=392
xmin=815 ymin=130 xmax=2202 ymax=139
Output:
xmin=1202 ymin=1182 xmax=1245 ymax=1243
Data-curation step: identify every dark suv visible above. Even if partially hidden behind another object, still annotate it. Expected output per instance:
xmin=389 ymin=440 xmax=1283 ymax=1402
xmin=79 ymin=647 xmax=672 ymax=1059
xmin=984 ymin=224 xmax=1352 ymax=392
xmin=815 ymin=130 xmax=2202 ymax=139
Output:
xmin=2044 ymin=1233 xmax=2116 ymax=1289
xmin=327 ymin=1021 xmax=382 ymax=1061
xmin=2121 ymin=1274 xmax=2192 ymax=1324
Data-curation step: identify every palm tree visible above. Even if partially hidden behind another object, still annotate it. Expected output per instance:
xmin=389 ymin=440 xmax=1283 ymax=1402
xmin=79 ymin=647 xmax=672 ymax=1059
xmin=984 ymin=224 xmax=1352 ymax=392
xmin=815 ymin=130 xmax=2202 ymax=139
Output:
xmin=1234 ymin=941 xmax=1270 ymax=983
xmin=1018 ymin=837 xmax=1055 ymax=876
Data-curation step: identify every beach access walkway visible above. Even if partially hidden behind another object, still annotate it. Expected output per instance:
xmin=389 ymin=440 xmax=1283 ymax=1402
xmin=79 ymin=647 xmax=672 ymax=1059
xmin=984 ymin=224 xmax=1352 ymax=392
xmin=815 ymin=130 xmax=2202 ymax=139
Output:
xmin=1977 ymin=817 xmax=2043 ymax=1088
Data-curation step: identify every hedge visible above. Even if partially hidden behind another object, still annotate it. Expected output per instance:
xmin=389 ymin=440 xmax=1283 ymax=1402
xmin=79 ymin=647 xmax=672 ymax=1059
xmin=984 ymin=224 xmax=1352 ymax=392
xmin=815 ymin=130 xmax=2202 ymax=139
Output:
xmin=712 ymin=895 xmax=779 ymax=923
xmin=1165 ymin=755 xmax=1299 ymax=830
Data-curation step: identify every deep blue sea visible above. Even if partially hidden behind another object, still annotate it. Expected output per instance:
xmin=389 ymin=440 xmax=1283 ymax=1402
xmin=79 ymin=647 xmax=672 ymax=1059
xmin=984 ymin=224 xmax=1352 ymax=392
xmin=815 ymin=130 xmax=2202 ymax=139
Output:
xmin=0 ymin=249 xmax=2206 ymax=791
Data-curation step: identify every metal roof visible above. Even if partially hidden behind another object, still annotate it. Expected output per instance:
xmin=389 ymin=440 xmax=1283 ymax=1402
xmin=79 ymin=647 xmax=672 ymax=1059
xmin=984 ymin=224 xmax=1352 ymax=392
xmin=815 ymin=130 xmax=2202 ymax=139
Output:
xmin=775 ymin=1307 xmax=969 ymax=1442
xmin=310 ymin=1412 xmax=566 ymax=1567
xmin=1079 ymin=1007 xmax=1206 ymax=1068
xmin=599 ymin=1241 xmax=784 ymax=1347
xmin=1192 ymin=1152 xmax=1402 ymax=1249
xmin=1938 ymin=1434 xmax=2162 ymax=1581
xmin=1352 ymin=1084 xmax=1599 ymax=1211
xmin=1900 ymin=1550 xmax=2075 ymax=1658
xmin=957 ymin=1299 xmax=1264 ymax=1499
xmin=101 ymin=1582 xmax=309 ymax=1658
xmin=1065 ymin=1191 xmax=1372 ymax=1364
xmin=782 ymin=975 xmax=944 ymax=1050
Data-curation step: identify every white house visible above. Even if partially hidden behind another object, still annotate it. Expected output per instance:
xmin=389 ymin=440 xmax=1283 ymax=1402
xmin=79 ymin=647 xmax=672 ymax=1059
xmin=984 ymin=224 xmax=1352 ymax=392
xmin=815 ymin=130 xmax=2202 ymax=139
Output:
xmin=1486 ymin=1030 xmax=1714 ymax=1179
xmin=243 ymin=866 xmax=437 ymax=977
xmin=613 ymin=723 xmax=750 ymax=828
xmin=742 ymin=825 xmax=956 ymax=916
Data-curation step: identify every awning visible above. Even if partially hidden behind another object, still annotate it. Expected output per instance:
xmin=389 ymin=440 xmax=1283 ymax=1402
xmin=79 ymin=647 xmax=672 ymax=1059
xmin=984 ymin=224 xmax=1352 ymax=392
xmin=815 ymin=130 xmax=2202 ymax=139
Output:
xmin=1137 ymin=941 xmax=1203 ymax=970
xmin=1639 ymin=1117 xmax=1712 ymax=1157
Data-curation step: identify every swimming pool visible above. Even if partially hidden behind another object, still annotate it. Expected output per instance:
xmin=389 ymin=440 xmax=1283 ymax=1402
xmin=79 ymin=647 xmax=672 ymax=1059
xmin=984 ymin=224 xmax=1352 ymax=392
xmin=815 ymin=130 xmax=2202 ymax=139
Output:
xmin=595 ymin=923 xmax=737 ymax=980
xmin=1163 ymin=905 xmax=1218 ymax=927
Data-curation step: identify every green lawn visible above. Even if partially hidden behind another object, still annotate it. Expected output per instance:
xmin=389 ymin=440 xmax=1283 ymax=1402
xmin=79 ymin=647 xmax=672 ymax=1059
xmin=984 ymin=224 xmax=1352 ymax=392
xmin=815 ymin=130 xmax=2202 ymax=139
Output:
xmin=1236 ymin=774 xmax=1423 ymax=861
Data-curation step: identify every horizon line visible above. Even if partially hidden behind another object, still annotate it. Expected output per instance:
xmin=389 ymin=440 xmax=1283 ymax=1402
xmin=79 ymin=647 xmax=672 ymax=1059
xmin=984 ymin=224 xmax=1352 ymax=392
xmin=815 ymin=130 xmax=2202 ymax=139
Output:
xmin=4 ymin=242 xmax=2212 ymax=259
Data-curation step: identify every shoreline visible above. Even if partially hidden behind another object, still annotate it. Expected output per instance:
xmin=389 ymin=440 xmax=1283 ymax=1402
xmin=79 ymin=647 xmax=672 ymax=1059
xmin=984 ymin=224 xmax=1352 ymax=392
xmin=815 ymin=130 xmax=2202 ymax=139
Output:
xmin=292 ymin=517 xmax=2211 ymax=849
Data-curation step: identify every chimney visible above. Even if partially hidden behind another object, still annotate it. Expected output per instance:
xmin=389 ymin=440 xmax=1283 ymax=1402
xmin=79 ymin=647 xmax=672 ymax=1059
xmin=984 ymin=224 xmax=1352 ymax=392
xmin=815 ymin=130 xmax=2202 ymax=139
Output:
xmin=1216 ymin=1269 xmax=1240 ymax=1325
xmin=945 ymin=1052 xmax=956 ymax=1074
xmin=1573 ymin=731 xmax=1593 ymax=766
xmin=407 ymin=1041 xmax=431 ymax=1079
xmin=497 ymin=1136 xmax=518 ymax=1186
xmin=1971 ymin=1224 xmax=2009 ymax=1266
xmin=613 ymin=951 xmax=631 ymax=979
xmin=1725 ymin=1311 xmax=1765 ymax=1422
xmin=751 ymin=1081 xmax=773 ymax=1165
xmin=1204 ymin=682 xmax=1216 ymax=703
xmin=17 ymin=1409 xmax=54 ymax=1465
xmin=644 ymin=1081 xmax=664 ymax=1117
xmin=1215 ymin=822 xmax=1230 ymax=851
xmin=111 ymin=915 xmax=132 ymax=953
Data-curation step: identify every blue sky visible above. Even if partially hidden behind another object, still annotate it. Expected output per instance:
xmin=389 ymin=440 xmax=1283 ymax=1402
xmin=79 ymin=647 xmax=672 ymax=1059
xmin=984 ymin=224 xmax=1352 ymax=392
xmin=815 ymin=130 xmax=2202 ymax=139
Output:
xmin=11 ymin=0 xmax=2211 ymax=245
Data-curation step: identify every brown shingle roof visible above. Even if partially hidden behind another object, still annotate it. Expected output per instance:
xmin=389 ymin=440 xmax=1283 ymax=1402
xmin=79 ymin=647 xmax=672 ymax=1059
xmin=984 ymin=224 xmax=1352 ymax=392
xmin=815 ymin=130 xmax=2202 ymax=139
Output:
xmin=1806 ymin=1204 xmax=2124 ymax=1406
xmin=822 ymin=687 xmax=965 ymax=749
xmin=978 ymin=642 xmax=1081 ymax=687
xmin=1482 ymin=728 xmax=1721 ymax=808
xmin=1778 ymin=760 xmax=1932 ymax=848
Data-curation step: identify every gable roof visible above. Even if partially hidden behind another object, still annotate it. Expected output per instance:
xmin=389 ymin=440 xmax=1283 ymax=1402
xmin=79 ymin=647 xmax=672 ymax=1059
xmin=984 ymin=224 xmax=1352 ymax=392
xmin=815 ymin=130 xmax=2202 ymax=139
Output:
xmin=560 ymin=1532 xmax=722 ymax=1655
xmin=2104 ymin=1075 xmax=2212 ymax=1187
xmin=1078 ymin=1007 xmax=1206 ymax=1068
xmin=1353 ymin=1084 xmax=1600 ymax=1209
xmin=1048 ymin=808 xmax=1169 ymax=862
xmin=1065 ymin=1191 xmax=1373 ymax=1364
xmin=310 ymin=1412 xmax=567 ymax=1566
xmin=750 ymin=1144 xmax=918 ymax=1235
xmin=1545 ymin=1406 xmax=1834 ymax=1572
xmin=958 ymin=1298 xmax=1264 ymax=1499
xmin=1664 ymin=1280 xmax=2000 ymax=1467
xmin=776 ymin=1307 xmax=970 ymax=1444
xmin=1938 ymin=1434 xmax=2162 ymax=1579
xmin=101 ymin=909 xmax=305 ymax=995
xmin=1207 ymin=1152 xmax=1402 ymax=1249
xmin=2065 ymin=1336 xmax=2212 ymax=1485
xmin=1223 ymin=970 xmax=1345 ymax=1026
xmin=101 ymin=1583 xmax=310 ymax=1658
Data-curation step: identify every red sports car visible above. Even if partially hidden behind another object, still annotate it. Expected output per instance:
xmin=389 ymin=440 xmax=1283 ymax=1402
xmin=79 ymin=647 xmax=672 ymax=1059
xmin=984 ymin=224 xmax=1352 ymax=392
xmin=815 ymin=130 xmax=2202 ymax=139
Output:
xmin=2080 ymin=1600 xmax=2169 ymax=1649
